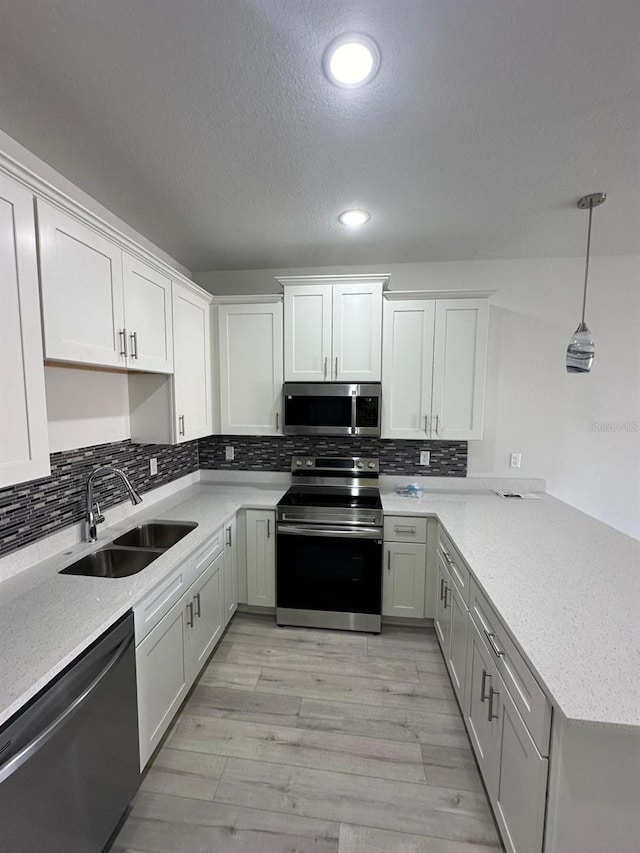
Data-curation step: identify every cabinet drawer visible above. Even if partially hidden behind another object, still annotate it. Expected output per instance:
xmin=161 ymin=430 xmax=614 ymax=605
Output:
xmin=384 ymin=515 xmax=427 ymax=543
xmin=470 ymin=580 xmax=551 ymax=755
xmin=438 ymin=527 xmax=470 ymax=604
xmin=192 ymin=528 xmax=224 ymax=583
xmin=134 ymin=563 xmax=191 ymax=644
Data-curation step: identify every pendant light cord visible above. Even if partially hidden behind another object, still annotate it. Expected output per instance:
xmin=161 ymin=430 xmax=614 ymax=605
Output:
xmin=581 ymin=200 xmax=593 ymax=325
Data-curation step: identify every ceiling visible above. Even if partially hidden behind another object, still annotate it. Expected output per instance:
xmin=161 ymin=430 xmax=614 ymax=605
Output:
xmin=0 ymin=0 xmax=638 ymax=272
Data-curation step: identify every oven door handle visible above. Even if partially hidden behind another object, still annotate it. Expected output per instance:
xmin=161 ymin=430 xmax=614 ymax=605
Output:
xmin=277 ymin=524 xmax=383 ymax=540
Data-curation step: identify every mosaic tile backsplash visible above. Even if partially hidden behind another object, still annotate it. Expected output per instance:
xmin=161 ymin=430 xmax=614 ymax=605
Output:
xmin=198 ymin=435 xmax=467 ymax=476
xmin=0 ymin=439 xmax=199 ymax=558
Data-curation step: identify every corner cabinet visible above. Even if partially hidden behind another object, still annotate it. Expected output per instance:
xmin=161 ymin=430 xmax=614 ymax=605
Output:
xmin=0 ymin=173 xmax=50 ymax=487
xmin=218 ymin=300 xmax=283 ymax=435
xmin=129 ymin=282 xmax=213 ymax=445
xmin=37 ymin=200 xmax=173 ymax=373
xmin=281 ymin=276 xmax=386 ymax=382
xmin=382 ymin=295 xmax=489 ymax=440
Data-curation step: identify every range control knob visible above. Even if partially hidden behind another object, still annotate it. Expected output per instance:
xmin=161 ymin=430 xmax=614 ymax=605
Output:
xmin=367 ymin=461 xmax=376 ymax=469
xmin=295 ymin=459 xmax=303 ymax=467
xmin=356 ymin=460 xmax=364 ymax=468
xmin=306 ymin=459 xmax=314 ymax=467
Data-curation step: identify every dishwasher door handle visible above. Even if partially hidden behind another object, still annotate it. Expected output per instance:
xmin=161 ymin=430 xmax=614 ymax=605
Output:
xmin=0 ymin=633 xmax=134 ymax=785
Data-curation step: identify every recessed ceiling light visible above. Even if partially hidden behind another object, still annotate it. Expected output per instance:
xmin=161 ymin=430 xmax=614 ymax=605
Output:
xmin=338 ymin=209 xmax=370 ymax=227
xmin=323 ymin=34 xmax=380 ymax=88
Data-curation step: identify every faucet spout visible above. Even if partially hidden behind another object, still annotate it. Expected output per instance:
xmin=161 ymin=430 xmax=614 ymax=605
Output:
xmin=85 ymin=466 xmax=143 ymax=542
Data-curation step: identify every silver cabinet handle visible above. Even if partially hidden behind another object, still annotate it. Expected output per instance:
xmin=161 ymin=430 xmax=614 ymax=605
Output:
xmin=194 ymin=592 xmax=201 ymax=618
xmin=485 ymin=631 xmax=505 ymax=658
xmin=424 ymin=415 xmax=429 ymax=435
xmin=394 ymin=525 xmax=416 ymax=534
xmin=488 ymin=685 xmax=500 ymax=721
xmin=481 ymin=668 xmax=491 ymax=703
xmin=119 ymin=329 xmax=128 ymax=358
xmin=267 ymin=519 xmax=271 ymax=538
xmin=179 ymin=415 xmax=185 ymax=436
xmin=226 ymin=525 xmax=232 ymax=547
xmin=434 ymin=414 xmax=440 ymax=435
xmin=186 ymin=601 xmax=194 ymax=627
xmin=324 ymin=356 xmax=328 ymax=378
xmin=276 ymin=412 xmax=279 ymax=431
xmin=129 ymin=330 xmax=138 ymax=359
xmin=439 ymin=577 xmax=446 ymax=601
xmin=443 ymin=584 xmax=451 ymax=609
xmin=387 ymin=550 xmax=391 ymax=572
xmin=442 ymin=550 xmax=455 ymax=566
xmin=335 ymin=356 xmax=338 ymax=379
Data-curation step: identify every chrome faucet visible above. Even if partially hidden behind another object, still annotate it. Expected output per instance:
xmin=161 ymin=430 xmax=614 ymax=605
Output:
xmin=85 ymin=466 xmax=143 ymax=542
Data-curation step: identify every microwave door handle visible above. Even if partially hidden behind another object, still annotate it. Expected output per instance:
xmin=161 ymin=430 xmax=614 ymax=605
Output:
xmin=351 ymin=390 xmax=357 ymax=435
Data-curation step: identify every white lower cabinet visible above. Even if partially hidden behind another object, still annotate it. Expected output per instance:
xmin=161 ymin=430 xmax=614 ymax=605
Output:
xmin=135 ymin=528 xmax=226 ymax=769
xmin=136 ymin=591 xmax=190 ymax=769
xmin=382 ymin=543 xmax=427 ymax=618
xmin=465 ymin=618 xmax=548 ymax=853
xmin=434 ymin=541 xmax=469 ymax=708
xmin=223 ymin=517 xmax=238 ymax=625
xmin=246 ymin=509 xmax=276 ymax=607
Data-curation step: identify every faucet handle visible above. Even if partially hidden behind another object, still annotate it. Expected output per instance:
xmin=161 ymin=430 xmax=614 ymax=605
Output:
xmin=93 ymin=501 xmax=105 ymax=525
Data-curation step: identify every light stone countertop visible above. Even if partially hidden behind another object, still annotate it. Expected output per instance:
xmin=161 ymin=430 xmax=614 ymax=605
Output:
xmin=1 ymin=478 xmax=638 ymax=732
xmin=0 ymin=482 xmax=286 ymax=729
xmin=382 ymin=489 xmax=640 ymax=730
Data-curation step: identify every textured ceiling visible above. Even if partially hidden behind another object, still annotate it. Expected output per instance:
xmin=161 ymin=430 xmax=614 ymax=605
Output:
xmin=0 ymin=0 xmax=638 ymax=271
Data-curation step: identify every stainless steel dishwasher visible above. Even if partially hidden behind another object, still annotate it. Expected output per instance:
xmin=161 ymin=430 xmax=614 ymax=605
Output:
xmin=0 ymin=611 xmax=140 ymax=853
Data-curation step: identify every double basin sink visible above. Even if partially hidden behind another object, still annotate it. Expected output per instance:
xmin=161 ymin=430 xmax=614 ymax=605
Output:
xmin=59 ymin=521 xmax=198 ymax=579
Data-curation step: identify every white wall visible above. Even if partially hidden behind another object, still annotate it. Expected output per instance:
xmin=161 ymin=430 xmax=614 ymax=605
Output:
xmin=196 ymin=257 xmax=640 ymax=540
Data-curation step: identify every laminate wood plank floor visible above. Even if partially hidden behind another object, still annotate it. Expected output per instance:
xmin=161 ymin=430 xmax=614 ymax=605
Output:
xmin=113 ymin=612 xmax=504 ymax=853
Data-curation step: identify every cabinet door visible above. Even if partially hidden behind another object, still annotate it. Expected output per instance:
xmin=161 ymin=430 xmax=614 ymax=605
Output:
xmin=382 ymin=542 xmax=426 ymax=618
xmin=447 ymin=581 xmax=469 ymax=706
xmin=465 ymin=618 xmax=500 ymax=799
xmin=381 ymin=299 xmax=435 ymax=439
xmin=37 ymin=199 xmax=125 ymax=367
xmin=122 ymin=253 xmax=173 ymax=372
xmin=219 ymin=302 xmax=283 ymax=435
xmin=332 ymin=281 xmax=383 ymax=381
xmin=0 ymin=174 xmax=50 ymax=487
xmin=173 ymin=283 xmax=212 ymax=442
xmin=494 ymin=677 xmax=548 ymax=853
xmin=188 ymin=552 xmax=223 ymax=681
xmin=136 ymin=593 xmax=190 ymax=769
xmin=431 ymin=299 xmax=488 ymax=440
xmin=223 ymin=517 xmax=238 ymax=626
xmin=284 ymin=285 xmax=332 ymax=381
xmin=246 ymin=509 xmax=275 ymax=607
xmin=434 ymin=553 xmax=451 ymax=651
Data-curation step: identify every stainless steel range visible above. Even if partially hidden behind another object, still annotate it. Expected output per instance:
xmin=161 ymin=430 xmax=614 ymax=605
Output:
xmin=276 ymin=456 xmax=383 ymax=633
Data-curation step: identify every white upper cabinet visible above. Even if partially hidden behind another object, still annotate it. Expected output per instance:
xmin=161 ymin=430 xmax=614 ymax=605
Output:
xmin=382 ymin=295 xmax=489 ymax=441
xmin=431 ymin=299 xmax=488 ymax=440
xmin=122 ymin=254 xmax=173 ymax=372
xmin=0 ymin=174 xmax=50 ymax=487
xmin=37 ymin=202 xmax=173 ymax=373
xmin=172 ymin=283 xmax=212 ymax=441
xmin=282 ymin=277 xmax=385 ymax=382
xmin=218 ymin=301 xmax=283 ymax=435
xmin=37 ymin=199 xmax=126 ymax=368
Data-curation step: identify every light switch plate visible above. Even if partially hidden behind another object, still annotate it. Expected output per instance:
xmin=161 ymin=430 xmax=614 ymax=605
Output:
xmin=510 ymin=452 xmax=522 ymax=468
xmin=225 ymin=446 xmax=235 ymax=461
xmin=149 ymin=457 xmax=158 ymax=476
xmin=419 ymin=450 xmax=431 ymax=466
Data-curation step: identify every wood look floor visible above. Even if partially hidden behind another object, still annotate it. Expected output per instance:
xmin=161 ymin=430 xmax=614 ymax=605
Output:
xmin=113 ymin=613 xmax=504 ymax=853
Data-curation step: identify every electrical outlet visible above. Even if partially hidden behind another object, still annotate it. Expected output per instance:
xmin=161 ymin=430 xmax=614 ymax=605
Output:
xmin=419 ymin=450 xmax=431 ymax=466
xmin=510 ymin=452 xmax=522 ymax=469
xmin=149 ymin=457 xmax=158 ymax=476
xmin=225 ymin=446 xmax=235 ymax=461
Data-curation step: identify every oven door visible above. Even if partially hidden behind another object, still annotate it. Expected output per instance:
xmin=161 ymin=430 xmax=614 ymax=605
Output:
xmin=276 ymin=524 xmax=383 ymax=620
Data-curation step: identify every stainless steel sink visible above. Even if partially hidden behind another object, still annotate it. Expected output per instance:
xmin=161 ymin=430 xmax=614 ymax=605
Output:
xmin=113 ymin=521 xmax=198 ymax=550
xmin=60 ymin=547 xmax=160 ymax=579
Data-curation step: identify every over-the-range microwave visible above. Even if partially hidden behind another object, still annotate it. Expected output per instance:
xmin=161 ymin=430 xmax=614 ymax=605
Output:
xmin=282 ymin=383 xmax=382 ymax=437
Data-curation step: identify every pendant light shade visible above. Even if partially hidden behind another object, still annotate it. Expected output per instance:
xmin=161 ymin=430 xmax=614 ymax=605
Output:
xmin=566 ymin=192 xmax=606 ymax=373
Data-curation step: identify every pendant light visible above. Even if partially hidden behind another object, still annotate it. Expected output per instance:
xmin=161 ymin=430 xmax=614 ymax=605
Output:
xmin=566 ymin=192 xmax=606 ymax=373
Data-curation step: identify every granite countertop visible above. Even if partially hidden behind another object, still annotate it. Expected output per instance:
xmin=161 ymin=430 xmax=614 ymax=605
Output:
xmin=382 ymin=489 xmax=640 ymax=730
xmin=0 ymin=482 xmax=287 ymax=729
xmin=1 ymin=479 xmax=638 ymax=732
